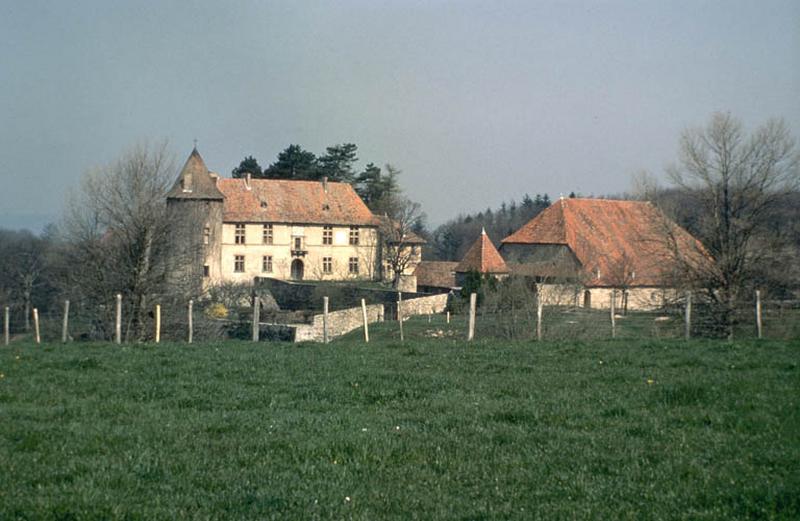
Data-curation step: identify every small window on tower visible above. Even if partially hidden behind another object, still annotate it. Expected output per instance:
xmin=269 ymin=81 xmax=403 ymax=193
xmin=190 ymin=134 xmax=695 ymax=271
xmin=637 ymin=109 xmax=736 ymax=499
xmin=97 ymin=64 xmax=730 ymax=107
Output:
xmin=203 ymin=265 xmax=210 ymax=277
xmin=203 ymin=226 xmax=210 ymax=245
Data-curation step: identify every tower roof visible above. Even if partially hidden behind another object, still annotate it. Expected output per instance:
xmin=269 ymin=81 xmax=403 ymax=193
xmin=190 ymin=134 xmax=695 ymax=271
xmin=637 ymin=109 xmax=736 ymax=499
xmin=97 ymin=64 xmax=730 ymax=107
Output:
xmin=166 ymin=147 xmax=224 ymax=200
xmin=455 ymin=228 xmax=510 ymax=274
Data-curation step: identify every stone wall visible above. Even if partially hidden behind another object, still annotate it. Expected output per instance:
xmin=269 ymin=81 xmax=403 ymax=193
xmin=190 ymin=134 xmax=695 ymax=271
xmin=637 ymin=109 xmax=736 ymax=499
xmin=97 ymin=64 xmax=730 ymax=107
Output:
xmin=398 ymin=293 xmax=449 ymax=317
xmin=293 ymin=303 xmax=385 ymax=342
xmin=254 ymin=277 xmax=428 ymax=313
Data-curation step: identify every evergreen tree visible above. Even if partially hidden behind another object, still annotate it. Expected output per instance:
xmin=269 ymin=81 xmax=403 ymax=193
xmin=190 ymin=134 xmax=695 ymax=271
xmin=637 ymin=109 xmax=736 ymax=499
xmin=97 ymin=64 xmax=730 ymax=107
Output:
xmin=318 ymin=143 xmax=358 ymax=182
xmin=231 ymin=155 xmax=263 ymax=178
xmin=263 ymin=145 xmax=318 ymax=180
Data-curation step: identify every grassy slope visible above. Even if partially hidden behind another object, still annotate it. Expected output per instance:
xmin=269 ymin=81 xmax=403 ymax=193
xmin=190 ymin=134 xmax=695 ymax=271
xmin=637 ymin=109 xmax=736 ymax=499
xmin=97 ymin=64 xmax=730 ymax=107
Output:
xmin=1 ymin=321 xmax=798 ymax=520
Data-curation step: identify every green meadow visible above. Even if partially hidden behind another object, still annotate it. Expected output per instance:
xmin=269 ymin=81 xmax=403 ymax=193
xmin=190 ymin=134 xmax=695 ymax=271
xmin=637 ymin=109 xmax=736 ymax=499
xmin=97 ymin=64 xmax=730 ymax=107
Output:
xmin=1 ymin=318 xmax=798 ymax=520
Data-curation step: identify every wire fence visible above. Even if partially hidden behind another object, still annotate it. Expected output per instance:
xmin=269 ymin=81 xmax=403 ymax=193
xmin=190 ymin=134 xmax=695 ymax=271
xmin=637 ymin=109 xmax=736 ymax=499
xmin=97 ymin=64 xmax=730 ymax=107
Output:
xmin=2 ymin=291 xmax=798 ymax=346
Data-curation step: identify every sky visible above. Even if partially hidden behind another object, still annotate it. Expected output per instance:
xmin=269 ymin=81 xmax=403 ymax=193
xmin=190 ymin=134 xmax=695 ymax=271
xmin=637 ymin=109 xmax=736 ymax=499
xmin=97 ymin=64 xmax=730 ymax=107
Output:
xmin=1 ymin=0 xmax=798 ymax=231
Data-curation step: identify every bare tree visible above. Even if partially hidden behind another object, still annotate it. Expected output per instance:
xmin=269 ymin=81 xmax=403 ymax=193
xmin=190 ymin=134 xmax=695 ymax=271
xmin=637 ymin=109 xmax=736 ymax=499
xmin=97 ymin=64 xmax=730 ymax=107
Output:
xmin=605 ymin=252 xmax=637 ymax=315
xmin=379 ymin=197 xmax=424 ymax=289
xmin=56 ymin=142 xmax=188 ymax=341
xmin=667 ymin=112 xmax=799 ymax=338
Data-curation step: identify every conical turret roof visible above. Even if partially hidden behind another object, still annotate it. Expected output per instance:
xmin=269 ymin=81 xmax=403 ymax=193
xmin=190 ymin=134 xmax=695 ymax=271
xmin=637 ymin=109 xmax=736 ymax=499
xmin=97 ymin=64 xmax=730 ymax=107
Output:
xmin=166 ymin=147 xmax=224 ymax=200
xmin=455 ymin=228 xmax=509 ymax=274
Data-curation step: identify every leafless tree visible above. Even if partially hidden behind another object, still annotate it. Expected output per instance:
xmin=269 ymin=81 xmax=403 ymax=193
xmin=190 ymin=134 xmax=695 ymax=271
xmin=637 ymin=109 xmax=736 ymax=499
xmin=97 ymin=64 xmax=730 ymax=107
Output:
xmin=56 ymin=142 xmax=197 ymax=341
xmin=379 ymin=197 xmax=424 ymax=289
xmin=605 ymin=252 xmax=637 ymax=315
xmin=667 ymin=112 xmax=799 ymax=338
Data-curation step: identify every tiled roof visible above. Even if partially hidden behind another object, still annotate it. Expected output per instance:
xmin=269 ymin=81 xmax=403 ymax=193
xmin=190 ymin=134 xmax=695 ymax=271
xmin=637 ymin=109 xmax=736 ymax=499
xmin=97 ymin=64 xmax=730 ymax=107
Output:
xmin=413 ymin=261 xmax=458 ymax=289
xmin=217 ymin=177 xmax=379 ymax=226
xmin=166 ymin=148 xmax=224 ymax=200
xmin=501 ymin=198 xmax=709 ymax=287
xmin=455 ymin=229 xmax=510 ymax=274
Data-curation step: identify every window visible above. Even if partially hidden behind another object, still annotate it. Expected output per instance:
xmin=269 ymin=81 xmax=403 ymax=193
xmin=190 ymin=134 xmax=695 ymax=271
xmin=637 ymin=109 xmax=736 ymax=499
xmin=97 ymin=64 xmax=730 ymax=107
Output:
xmin=262 ymin=224 xmax=273 ymax=245
xmin=262 ymin=255 xmax=273 ymax=273
xmin=234 ymin=255 xmax=245 ymax=273
xmin=323 ymin=225 xmax=333 ymax=245
xmin=349 ymin=226 xmax=360 ymax=245
xmin=235 ymin=224 xmax=245 ymax=244
xmin=203 ymin=226 xmax=210 ymax=245
xmin=294 ymin=237 xmax=303 ymax=250
xmin=348 ymin=257 xmax=359 ymax=275
xmin=203 ymin=265 xmax=210 ymax=277
xmin=322 ymin=257 xmax=332 ymax=274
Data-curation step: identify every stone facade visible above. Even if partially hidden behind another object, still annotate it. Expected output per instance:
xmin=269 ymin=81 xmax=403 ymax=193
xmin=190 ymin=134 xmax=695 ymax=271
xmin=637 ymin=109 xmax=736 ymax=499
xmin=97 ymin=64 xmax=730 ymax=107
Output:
xmin=217 ymin=223 xmax=379 ymax=285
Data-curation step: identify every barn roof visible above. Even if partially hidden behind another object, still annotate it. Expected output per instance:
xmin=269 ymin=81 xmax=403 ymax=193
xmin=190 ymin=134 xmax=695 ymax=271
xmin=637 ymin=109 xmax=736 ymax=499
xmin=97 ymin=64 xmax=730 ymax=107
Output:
xmin=413 ymin=261 xmax=458 ymax=289
xmin=455 ymin=228 xmax=510 ymax=274
xmin=217 ymin=177 xmax=379 ymax=226
xmin=501 ymin=198 xmax=709 ymax=287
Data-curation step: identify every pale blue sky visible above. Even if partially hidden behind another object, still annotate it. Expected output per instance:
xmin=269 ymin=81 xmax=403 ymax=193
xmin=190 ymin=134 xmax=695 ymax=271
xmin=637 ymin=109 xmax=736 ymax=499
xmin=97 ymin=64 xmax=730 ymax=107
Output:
xmin=1 ymin=0 xmax=798 ymax=229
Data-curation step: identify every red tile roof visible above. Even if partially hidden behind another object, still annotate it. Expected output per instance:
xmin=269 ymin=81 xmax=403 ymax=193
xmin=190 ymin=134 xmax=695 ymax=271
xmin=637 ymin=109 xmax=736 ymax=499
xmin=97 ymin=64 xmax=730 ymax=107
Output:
xmin=455 ymin=229 xmax=510 ymax=274
xmin=501 ymin=198 xmax=709 ymax=287
xmin=217 ymin=178 xmax=379 ymax=226
xmin=413 ymin=261 xmax=458 ymax=289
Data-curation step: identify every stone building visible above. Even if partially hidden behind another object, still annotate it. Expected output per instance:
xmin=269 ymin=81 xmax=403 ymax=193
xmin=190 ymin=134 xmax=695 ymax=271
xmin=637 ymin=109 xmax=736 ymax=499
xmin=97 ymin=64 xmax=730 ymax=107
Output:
xmin=500 ymin=197 xmax=709 ymax=310
xmin=166 ymin=148 xmax=404 ymax=288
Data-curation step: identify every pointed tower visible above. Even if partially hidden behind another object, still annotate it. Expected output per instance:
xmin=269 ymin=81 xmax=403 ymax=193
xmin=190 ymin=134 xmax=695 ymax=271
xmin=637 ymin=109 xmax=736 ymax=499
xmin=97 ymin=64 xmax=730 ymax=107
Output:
xmin=166 ymin=147 xmax=225 ymax=291
xmin=454 ymin=228 xmax=509 ymax=285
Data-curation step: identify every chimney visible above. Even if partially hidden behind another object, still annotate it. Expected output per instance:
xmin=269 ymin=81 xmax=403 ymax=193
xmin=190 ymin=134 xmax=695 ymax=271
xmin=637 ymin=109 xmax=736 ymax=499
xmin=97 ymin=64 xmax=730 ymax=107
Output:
xmin=322 ymin=176 xmax=328 ymax=193
xmin=245 ymin=173 xmax=252 ymax=190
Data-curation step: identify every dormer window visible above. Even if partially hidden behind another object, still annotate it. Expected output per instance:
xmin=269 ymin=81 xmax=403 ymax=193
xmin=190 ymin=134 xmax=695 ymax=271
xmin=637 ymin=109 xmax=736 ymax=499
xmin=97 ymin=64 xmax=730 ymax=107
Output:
xmin=260 ymin=201 xmax=268 ymax=208
xmin=323 ymin=203 xmax=330 ymax=211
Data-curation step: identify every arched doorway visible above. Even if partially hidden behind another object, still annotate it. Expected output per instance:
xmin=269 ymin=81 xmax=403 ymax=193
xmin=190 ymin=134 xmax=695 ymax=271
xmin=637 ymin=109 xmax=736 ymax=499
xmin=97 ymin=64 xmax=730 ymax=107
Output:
xmin=583 ymin=290 xmax=592 ymax=308
xmin=291 ymin=259 xmax=304 ymax=280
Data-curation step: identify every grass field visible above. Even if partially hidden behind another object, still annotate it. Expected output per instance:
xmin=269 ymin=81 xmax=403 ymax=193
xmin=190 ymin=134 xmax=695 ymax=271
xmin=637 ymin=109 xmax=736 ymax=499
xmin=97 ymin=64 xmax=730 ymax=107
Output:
xmin=1 ymin=317 xmax=798 ymax=520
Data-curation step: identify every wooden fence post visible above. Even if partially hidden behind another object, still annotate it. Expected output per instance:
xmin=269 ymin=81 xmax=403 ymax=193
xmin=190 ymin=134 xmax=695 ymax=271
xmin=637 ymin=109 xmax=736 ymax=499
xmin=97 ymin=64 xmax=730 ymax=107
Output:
xmin=361 ymin=299 xmax=369 ymax=343
xmin=3 ymin=306 xmax=8 ymax=346
xmin=155 ymin=304 xmax=161 ymax=344
xmin=115 ymin=293 xmax=122 ymax=345
xmin=323 ymin=296 xmax=329 ymax=344
xmin=62 ymin=300 xmax=70 ymax=343
xmin=467 ymin=292 xmax=477 ymax=341
xmin=536 ymin=296 xmax=543 ymax=342
xmin=188 ymin=300 xmax=194 ymax=344
xmin=685 ymin=291 xmax=692 ymax=341
xmin=610 ymin=291 xmax=616 ymax=339
xmin=33 ymin=308 xmax=40 ymax=344
xmin=397 ymin=299 xmax=404 ymax=342
xmin=755 ymin=290 xmax=762 ymax=339
xmin=251 ymin=297 xmax=259 ymax=342
xmin=446 ymin=311 xmax=450 ymax=324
